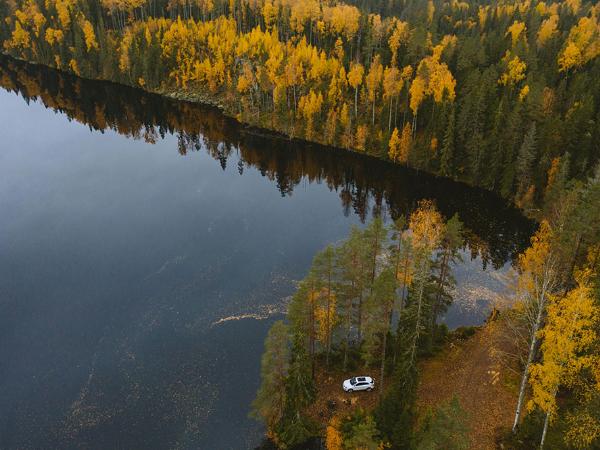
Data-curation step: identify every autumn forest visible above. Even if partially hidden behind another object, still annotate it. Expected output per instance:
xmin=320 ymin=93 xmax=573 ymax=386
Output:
xmin=2 ymin=0 xmax=600 ymax=212
xmin=2 ymin=0 xmax=600 ymax=449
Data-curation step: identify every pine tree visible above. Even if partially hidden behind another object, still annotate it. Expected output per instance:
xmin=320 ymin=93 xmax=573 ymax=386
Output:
xmin=515 ymin=122 xmax=538 ymax=207
xmin=439 ymin=104 xmax=455 ymax=177
xmin=416 ymin=396 xmax=470 ymax=450
xmin=278 ymin=333 xmax=316 ymax=448
xmin=250 ymin=320 xmax=290 ymax=436
xmin=310 ymin=245 xmax=337 ymax=368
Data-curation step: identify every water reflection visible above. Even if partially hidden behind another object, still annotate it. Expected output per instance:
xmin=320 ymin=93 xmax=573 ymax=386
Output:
xmin=0 ymin=55 xmax=536 ymax=450
xmin=0 ymin=54 xmax=534 ymax=269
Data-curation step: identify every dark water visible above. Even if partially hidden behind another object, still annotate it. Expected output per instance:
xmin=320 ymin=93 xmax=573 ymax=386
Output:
xmin=0 ymin=55 xmax=534 ymax=449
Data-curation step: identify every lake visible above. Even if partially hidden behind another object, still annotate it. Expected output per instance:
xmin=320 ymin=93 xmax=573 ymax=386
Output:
xmin=0 ymin=55 xmax=534 ymax=449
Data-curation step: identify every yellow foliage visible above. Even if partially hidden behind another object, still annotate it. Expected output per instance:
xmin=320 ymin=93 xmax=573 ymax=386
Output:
xmin=81 ymin=19 xmax=98 ymax=51
xmin=382 ymin=66 xmax=400 ymax=101
xmin=54 ymin=0 xmax=76 ymax=29
xmin=315 ymin=289 xmax=336 ymax=345
xmin=366 ymin=55 xmax=383 ymax=103
xmin=528 ymin=267 xmax=598 ymax=416
xmin=69 ymin=58 xmax=79 ymax=75
xmin=409 ymin=199 xmax=444 ymax=252
xmin=566 ymin=0 xmax=581 ymax=15
xmin=545 ymin=157 xmax=560 ymax=195
xmin=45 ymin=27 xmax=64 ymax=45
xmin=537 ymin=15 xmax=559 ymax=47
xmin=427 ymin=0 xmax=435 ymax=23
xmin=388 ymin=126 xmax=400 ymax=161
xmin=261 ymin=0 xmax=277 ymax=30
xmin=559 ymin=41 xmax=583 ymax=72
xmin=409 ymin=75 xmax=426 ymax=114
xmin=388 ymin=19 xmax=409 ymax=65
xmin=558 ymin=17 xmax=600 ymax=72
xmin=119 ymin=28 xmax=133 ymax=73
xmin=499 ymin=52 xmax=527 ymax=85
xmin=355 ymin=124 xmax=368 ymax=151
xmin=506 ymin=21 xmax=526 ymax=47
xmin=410 ymin=52 xmax=456 ymax=114
xmin=5 ymin=20 xmax=30 ymax=50
xmin=518 ymin=84 xmax=530 ymax=101
xmin=289 ymin=0 xmax=319 ymax=34
xmin=389 ymin=123 xmax=411 ymax=163
xmin=326 ymin=416 xmax=343 ymax=450
xmin=430 ymin=136 xmax=438 ymax=152
xmin=478 ymin=5 xmax=488 ymax=29
xmin=298 ymin=89 xmax=323 ymax=138
xmin=515 ymin=220 xmax=555 ymax=308
xmin=347 ymin=63 xmax=364 ymax=89
xmin=322 ymin=4 xmax=360 ymax=41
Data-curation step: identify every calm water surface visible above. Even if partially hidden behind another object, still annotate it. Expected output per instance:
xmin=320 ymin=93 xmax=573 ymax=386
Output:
xmin=0 ymin=56 xmax=534 ymax=449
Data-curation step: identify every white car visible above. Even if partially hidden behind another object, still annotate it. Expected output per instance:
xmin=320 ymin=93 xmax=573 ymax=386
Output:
xmin=342 ymin=376 xmax=375 ymax=392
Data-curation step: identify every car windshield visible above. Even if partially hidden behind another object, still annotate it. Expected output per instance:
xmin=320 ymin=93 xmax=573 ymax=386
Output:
xmin=349 ymin=378 xmax=357 ymax=385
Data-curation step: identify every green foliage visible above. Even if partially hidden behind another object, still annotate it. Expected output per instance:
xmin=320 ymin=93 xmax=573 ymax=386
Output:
xmin=252 ymin=202 xmax=464 ymax=448
xmin=4 ymin=0 xmax=600 ymax=210
xmin=415 ymin=396 xmax=469 ymax=450
xmin=374 ymin=363 xmax=417 ymax=449
xmin=251 ymin=320 xmax=290 ymax=432
xmin=277 ymin=333 xmax=317 ymax=448
xmin=340 ymin=410 xmax=383 ymax=450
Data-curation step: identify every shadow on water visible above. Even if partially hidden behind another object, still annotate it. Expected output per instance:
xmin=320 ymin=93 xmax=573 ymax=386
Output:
xmin=0 ymin=54 xmax=535 ymax=450
xmin=0 ymin=54 xmax=534 ymax=269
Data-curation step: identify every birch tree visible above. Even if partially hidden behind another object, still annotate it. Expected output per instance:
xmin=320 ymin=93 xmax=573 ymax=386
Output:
xmin=511 ymin=221 xmax=560 ymax=432
xmin=527 ymin=258 xmax=599 ymax=448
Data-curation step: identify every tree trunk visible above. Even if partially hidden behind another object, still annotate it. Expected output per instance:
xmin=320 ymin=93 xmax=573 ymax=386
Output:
xmin=430 ymin=250 xmax=450 ymax=343
xmin=357 ymin=291 xmax=363 ymax=343
xmin=540 ymin=411 xmax=550 ymax=449
xmin=512 ymin=301 xmax=545 ymax=432
xmin=309 ymin=281 xmax=316 ymax=380
xmin=326 ymin=266 xmax=332 ymax=369
xmin=379 ymin=305 xmax=391 ymax=400
xmin=343 ymin=289 xmax=352 ymax=372
xmin=388 ymin=96 xmax=393 ymax=132
xmin=372 ymin=99 xmax=375 ymax=126
xmin=409 ymin=269 xmax=426 ymax=365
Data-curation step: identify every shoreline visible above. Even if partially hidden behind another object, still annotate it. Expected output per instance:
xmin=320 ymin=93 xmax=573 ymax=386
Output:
xmin=0 ymin=52 xmax=529 ymax=217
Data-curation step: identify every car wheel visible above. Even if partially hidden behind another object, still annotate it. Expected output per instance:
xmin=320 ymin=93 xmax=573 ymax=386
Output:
xmin=347 ymin=389 xmax=353 ymax=393
xmin=367 ymin=387 xmax=373 ymax=392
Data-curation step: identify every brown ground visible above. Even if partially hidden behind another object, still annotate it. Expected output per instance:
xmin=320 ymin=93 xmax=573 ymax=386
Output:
xmin=304 ymin=318 xmax=520 ymax=448
xmin=305 ymin=367 xmax=380 ymax=428
xmin=417 ymin=318 xmax=519 ymax=450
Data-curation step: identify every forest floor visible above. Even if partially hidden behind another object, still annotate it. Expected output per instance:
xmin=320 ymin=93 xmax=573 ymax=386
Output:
xmin=304 ymin=316 xmax=521 ymax=448
xmin=416 ymin=317 xmax=520 ymax=450
xmin=305 ymin=365 xmax=380 ymax=427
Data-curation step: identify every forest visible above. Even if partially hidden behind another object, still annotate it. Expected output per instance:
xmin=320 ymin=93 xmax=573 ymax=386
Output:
xmin=251 ymin=173 xmax=600 ymax=449
xmin=2 ymin=0 xmax=600 ymax=214
xmin=2 ymin=0 xmax=600 ymax=448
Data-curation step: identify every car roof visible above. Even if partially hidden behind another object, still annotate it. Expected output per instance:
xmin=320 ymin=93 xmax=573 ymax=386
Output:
xmin=356 ymin=376 xmax=372 ymax=382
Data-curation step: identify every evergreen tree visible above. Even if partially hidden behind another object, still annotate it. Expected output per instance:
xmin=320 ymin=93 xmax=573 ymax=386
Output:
xmin=515 ymin=122 xmax=538 ymax=208
xmin=251 ymin=321 xmax=291 ymax=437
xmin=415 ymin=396 xmax=470 ymax=450
xmin=439 ymin=104 xmax=455 ymax=177
xmin=278 ymin=333 xmax=316 ymax=448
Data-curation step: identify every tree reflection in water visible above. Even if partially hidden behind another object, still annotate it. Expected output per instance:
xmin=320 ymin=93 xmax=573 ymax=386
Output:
xmin=0 ymin=54 xmax=534 ymax=269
